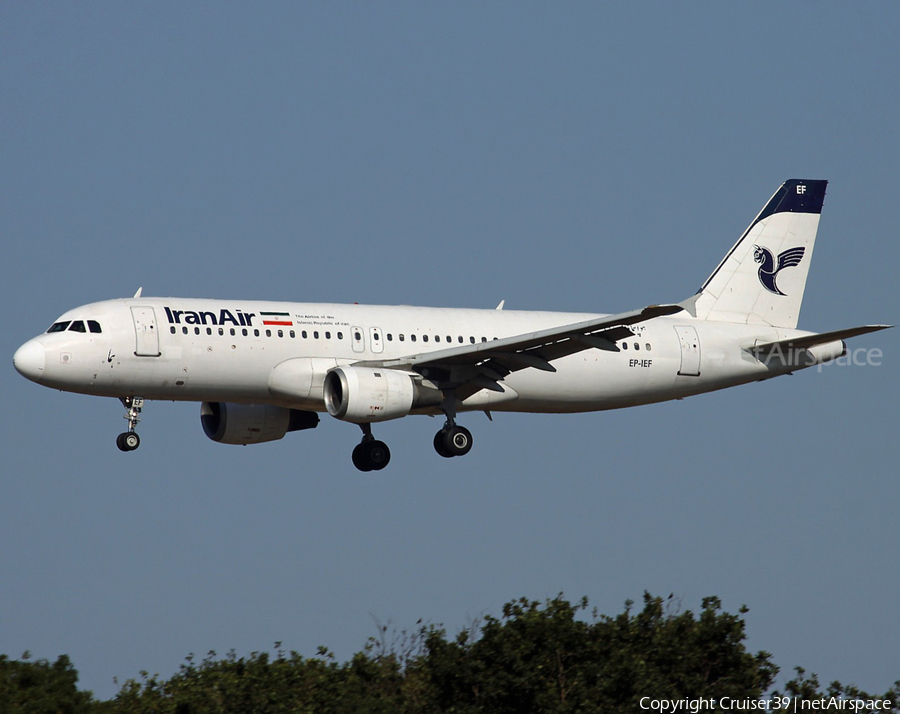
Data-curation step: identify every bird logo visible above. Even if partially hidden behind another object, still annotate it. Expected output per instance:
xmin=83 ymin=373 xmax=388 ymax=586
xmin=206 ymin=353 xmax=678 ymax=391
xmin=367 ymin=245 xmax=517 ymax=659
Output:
xmin=753 ymin=245 xmax=805 ymax=296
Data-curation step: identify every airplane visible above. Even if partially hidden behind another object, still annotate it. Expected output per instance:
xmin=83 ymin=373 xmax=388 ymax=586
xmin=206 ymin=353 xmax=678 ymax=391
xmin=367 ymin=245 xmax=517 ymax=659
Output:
xmin=13 ymin=179 xmax=891 ymax=471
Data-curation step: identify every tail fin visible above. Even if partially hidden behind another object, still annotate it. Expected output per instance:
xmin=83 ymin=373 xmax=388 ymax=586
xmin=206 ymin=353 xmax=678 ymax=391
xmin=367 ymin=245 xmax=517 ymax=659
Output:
xmin=685 ymin=179 xmax=827 ymax=328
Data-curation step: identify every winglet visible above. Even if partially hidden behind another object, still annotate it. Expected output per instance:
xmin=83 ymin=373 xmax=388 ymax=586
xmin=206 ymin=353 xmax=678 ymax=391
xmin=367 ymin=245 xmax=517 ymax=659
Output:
xmin=496 ymin=300 xmax=505 ymax=311
xmin=133 ymin=287 xmax=143 ymax=298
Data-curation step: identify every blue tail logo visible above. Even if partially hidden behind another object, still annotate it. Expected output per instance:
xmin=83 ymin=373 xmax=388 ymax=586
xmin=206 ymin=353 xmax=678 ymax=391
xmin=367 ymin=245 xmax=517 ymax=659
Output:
xmin=753 ymin=245 xmax=806 ymax=296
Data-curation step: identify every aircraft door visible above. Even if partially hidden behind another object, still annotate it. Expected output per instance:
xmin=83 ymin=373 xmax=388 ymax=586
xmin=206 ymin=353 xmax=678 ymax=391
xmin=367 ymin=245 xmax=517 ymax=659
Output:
xmin=675 ymin=325 xmax=700 ymax=376
xmin=131 ymin=306 xmax=161 ymax=357
xmin=369 ymin=326 xmax=384 ymax=354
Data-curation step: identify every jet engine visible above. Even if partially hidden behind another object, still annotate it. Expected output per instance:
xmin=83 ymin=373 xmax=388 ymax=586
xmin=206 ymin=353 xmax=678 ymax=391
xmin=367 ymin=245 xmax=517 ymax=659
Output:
xmin=323 ymin=366 xmax=442 ymax=423
xmin=201 ymin=402 xmax=319 ymax=445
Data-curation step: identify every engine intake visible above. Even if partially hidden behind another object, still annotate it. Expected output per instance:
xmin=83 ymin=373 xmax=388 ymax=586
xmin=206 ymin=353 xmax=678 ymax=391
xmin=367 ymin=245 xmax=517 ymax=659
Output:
xmin=323 ymin=366 xmax=442 ymax=423
xmin=201 ymin=402 xmax=318 ymax=445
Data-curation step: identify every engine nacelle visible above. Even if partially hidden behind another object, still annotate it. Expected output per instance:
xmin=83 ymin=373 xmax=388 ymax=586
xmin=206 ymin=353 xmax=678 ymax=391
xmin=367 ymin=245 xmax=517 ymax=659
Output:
xmin=323 ymin=366 xmax=442 ymax=423
xmin=201 ymin=402 xmax=319 ymax=445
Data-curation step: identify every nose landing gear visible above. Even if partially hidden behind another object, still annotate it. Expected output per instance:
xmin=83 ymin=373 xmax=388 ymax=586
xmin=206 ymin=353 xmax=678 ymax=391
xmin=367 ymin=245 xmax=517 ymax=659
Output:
xmin=116 ymin=396 xmax=143 ymax=452
xmin=351 ymin=423 xmax=391 ymax=472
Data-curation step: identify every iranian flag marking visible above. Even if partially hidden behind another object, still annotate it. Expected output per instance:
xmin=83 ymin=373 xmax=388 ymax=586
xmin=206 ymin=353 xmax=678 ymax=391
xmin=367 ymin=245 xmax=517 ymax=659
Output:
xmin=261 ymin=311 xmax=293 ymax=326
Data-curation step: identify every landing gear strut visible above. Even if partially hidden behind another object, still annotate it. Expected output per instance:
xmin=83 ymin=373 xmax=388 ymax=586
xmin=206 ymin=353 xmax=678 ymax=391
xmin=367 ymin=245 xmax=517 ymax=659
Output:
xmin=352 ymin=423 xmax=391 ymax=472
xmin=433 ymin=406 xmax=473 ymax=458
xmin=117 ymin=396 xmax=143 ymax=452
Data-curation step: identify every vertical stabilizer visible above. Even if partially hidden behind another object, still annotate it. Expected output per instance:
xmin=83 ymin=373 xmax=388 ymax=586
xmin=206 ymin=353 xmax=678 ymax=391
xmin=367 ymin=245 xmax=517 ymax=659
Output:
xmin=689 ymin=179 xmax=827 ymax=328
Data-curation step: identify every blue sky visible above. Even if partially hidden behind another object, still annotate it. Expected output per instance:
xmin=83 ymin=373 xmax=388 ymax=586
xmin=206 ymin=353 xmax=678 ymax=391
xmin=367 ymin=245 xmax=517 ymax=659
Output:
xmin=2 ymin=2 xmax=898 ymax=700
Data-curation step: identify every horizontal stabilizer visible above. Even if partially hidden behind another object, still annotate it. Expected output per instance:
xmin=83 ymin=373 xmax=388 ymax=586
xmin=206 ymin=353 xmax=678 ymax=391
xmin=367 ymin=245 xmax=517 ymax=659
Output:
xmin=751 ymin=324 xmax=892 ymax=357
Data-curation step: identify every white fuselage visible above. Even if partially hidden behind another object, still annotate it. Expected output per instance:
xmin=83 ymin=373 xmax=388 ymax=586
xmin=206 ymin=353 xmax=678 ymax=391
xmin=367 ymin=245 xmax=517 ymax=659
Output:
xmin=15 ymin=297 xmax=819 ymax=416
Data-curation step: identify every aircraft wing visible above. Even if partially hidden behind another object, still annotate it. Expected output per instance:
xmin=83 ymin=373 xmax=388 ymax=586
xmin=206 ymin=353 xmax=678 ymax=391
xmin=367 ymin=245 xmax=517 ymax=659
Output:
xmin=358 ymin=304 xmax=684 ymax=400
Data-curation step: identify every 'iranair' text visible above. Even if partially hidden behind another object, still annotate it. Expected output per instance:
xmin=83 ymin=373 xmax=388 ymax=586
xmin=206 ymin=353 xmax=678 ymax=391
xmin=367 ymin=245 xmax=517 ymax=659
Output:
xmin=164 ymin=307 xmax=257 ymax=327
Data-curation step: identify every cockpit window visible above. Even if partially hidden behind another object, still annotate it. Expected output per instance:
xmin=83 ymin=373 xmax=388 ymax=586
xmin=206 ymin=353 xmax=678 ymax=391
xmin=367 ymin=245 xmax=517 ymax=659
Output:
xmin=47 ymin=321 xmax=71 ymax=333
xmin=88 ymin=320 xmax=102 ymax=333
xmin=68 ymin=320 xmax=86 ymax=333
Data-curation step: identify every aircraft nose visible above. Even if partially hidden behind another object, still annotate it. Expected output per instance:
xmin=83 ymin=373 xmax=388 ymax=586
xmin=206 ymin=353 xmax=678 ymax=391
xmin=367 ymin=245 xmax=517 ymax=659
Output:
xmin=13 ymin=339 xmax=46 ymax=383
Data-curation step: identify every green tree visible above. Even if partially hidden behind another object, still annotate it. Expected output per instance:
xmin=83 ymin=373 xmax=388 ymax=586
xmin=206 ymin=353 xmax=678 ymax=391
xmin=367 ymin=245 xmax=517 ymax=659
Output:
xmin=110 ymin=645 xmax=411 ymax=714
xmin=771 ymin=666 xmax=900 ymax=712
xmin=0 ymin=653 xmax=95 ymax=714
xmin=415 ymin=593 xmax=778 ymax=713
xmin=5 ymin=594 xmax=897 ymax=713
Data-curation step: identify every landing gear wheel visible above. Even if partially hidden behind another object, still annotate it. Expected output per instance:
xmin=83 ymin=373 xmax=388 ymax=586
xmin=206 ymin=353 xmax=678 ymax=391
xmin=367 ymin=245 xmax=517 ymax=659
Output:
xmin=352 ymin=440 xmax=391 ymax=472
xmin=434 ymin=426 xmax=473 ymax=457
xmin=433 ymin=430 xmax=453 ymax=458
xmin=117 ymin=432 xmax=140 ymax=452
xmin=443 ymin=425 xmax=472 ymax=456
xmin=367 ymin=440 xmax=391 ymax=471
xmin=352 ymin=443 xmax=372 ymax=472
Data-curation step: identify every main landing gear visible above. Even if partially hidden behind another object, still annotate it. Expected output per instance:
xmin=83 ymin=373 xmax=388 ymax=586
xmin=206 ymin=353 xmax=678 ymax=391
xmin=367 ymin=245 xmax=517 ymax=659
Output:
xmin=349 ymin=411 xmax=474 ymax=472
xmin=433 ymin=418 xmax=473 ymax=459
xmin=116 ymin=396 xmax=143 ymax=452
xmin=352 ymin=423 xmax=391 ymax=472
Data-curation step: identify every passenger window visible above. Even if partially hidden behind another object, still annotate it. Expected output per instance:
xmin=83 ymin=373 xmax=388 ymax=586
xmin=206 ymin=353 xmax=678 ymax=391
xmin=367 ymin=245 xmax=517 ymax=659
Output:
xmin=47 ymin=321 xmax=70 ymax=333
xmin=646 ymin=343 xmax=651 ymax=351
xmin=313 ymin=331 xmax=319 ymax=339
xmin=219 ymin=328 xmax=224 ymax=336
xmin=337 ymin=332 xmax=343 ymax=340
xmin=458 ymin=336 xmax=463 ymax=343
xmin=302 ymin=330 xmax=308 ymax=338
xmin=254 ymin=329 xmax=260 ymax=337
xmin=183 ymin=327 xmax=189 ymax=335
xmin=194 ymin=327 xmax=200 ymax=335
xmin=386 ymin=333 xmax=392 ymax=341
xmin=266 ymin=329 xmax=272 ymax=337
xmin=423 ymin=335 xmax=429 ymax=342
xmin=325 ymin=331 xmax=331 ymax=339
xmin=278 ymin=330 xmax=283 ymax=338
xmin=354 ymin=331 xmax=361 ymax=341
xmin=399 ymin=334 xmax=405 ymax=341
xmin=88 ymin=320 xmax=102 ymax=333
xmin=206 ymin=327 xmax=212 ymax=335
xmin=69 ymin=320 xmax=86 ymax=333
xmin=170 ymin=326 xmax=176 ymax=334
xmin=290 ymin=330 xmax=295 ymax=338
xmin=470 ymin=337 xmax=475 ymax=344
xmin=634 ymin=342 xmax=639 ymax=350
xmin=411 ymin=335 xmax=416 ymax=342
xmin=622 ymin=342 xmax=628 ymax=350
xmin=447 ymin=336 xmax=451 ymax=343
xmin=242 ymin=328 xmax=248 ymax=337
xmin=230 ymin=328 xmax=236 ymax=336
xmin=481 ymin=337 xmax=487 ymax=343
